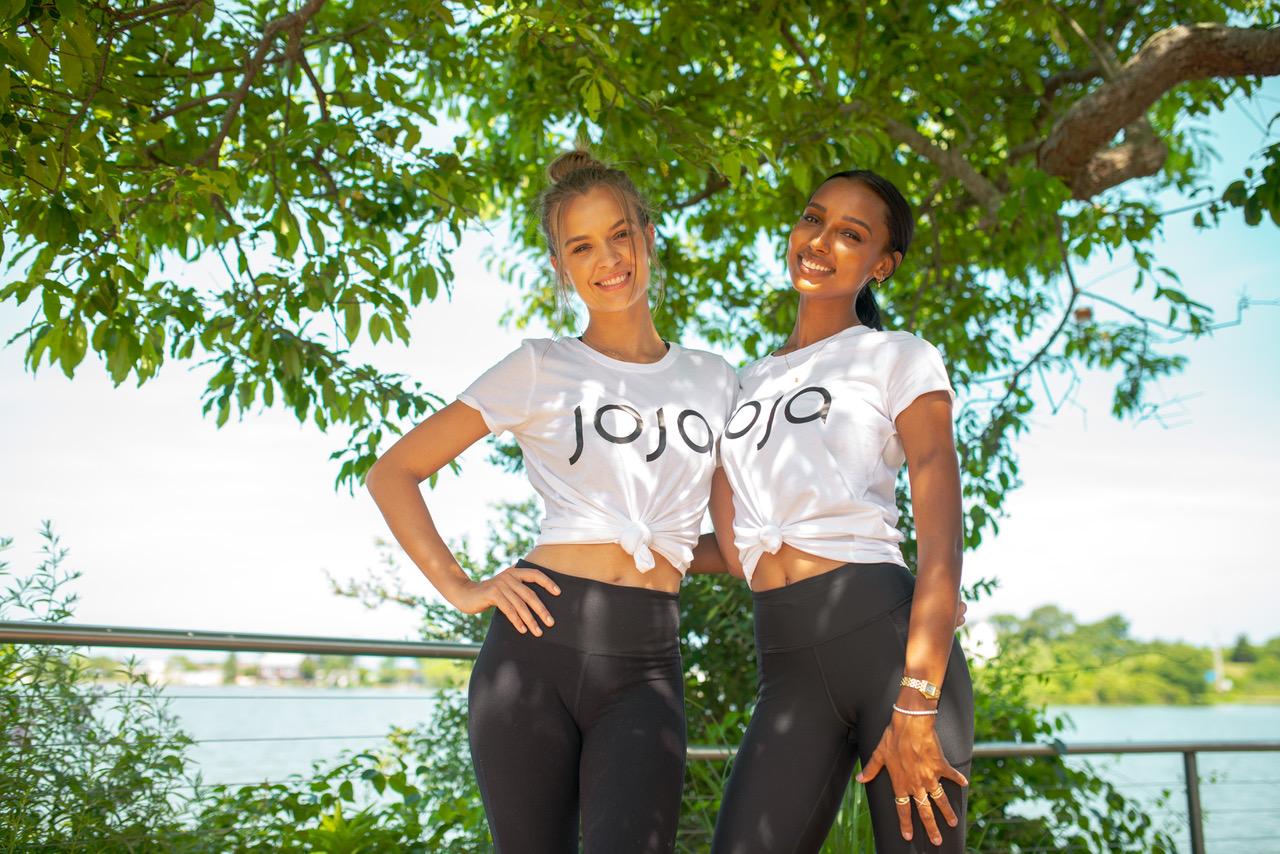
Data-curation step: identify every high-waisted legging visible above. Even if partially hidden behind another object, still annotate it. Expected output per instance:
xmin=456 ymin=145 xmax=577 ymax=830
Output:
xmin=467 ymin=559 xmax=686 ymax=853
xmin=712 ymin=561 xmax=974 ymax=854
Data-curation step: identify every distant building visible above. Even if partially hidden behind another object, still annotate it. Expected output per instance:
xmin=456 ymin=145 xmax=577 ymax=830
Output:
xmin=167 ymin=667 xmax=223 ymax=687
xmin=258 ymin=653 xmax=302 ymax=683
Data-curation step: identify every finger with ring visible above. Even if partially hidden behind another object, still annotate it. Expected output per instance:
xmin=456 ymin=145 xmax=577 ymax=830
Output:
xmin=894 ymin=795 xmax=912 ymax=805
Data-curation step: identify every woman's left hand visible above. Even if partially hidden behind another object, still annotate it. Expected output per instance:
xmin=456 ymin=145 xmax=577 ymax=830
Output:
xmin=855 ymin=714 xmax=968 ymax=846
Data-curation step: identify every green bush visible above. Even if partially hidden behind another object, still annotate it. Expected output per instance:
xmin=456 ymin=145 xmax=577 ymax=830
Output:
xmin=188 ymin=694 xmax=487 ymax=852
xmin=2 ymin=514 xmax=1187 ymax=852
xmin=966 ymin=647 xmax=1178 ymax=852
xmin=0 ymin=524 xmax=195 ymax=852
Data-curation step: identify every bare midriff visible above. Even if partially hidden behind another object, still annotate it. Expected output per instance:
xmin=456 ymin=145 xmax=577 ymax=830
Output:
xmin=748 ymin=543 xmax=849 ymax=592
xmin=525 ymin=542 xmax=683 ymax=593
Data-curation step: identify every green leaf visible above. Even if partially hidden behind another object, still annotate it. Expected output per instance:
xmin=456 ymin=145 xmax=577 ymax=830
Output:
xmin=27 ymin=32 xmax=51 ymax=77
xmin=42 ymin=288 xmax=61 ymax=322
xmin=60 ymin=46 xmax=83 ymax=90
xmin=63 ymin=20 xmax=95 ymax=61
xmin=134 ymin=122 xmax=169 ymax=142
xmin=59 ymin=320 xmax=87 ymax=377
xmin=581 ymin=80 xmax=601 ymax=120
xmin=343 ymin=301 xmax=361 ymax=343
xmin=282 ymin=345 xmax=300 ymax=378
xmin=0 ymin=34 xmax=30 ymax=74
xmin=432 ymin=0 xmax=455 ymax=24
xmin=374 ymin=74 xmax=397 ymax=102
xmin=306 ymin=217 xmax=326 ymax=255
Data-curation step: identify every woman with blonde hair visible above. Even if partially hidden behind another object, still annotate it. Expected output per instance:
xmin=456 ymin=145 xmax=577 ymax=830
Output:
xmin=367 ymin=150 xmax=736 ymax=853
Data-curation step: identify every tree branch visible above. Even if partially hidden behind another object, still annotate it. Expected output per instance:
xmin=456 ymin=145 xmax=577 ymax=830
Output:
xmin=779 ymin=20 xmax=825 ymax=94
xmin=150 ymin=90 xmax=234 ymax=122
xmin=880 ymin=115 xmax=1003 ymax=215
xmin=669 ymin=173 xmax=730 ymax=210
xmin=978 ymin=221 xmax=1081 ymax=456
xmin=111 ymin=0 xmax=202 ymax=25
xmin=298 ymin=53 xmax=329 ymax=121
xmin=1041 ymin=66 xmax=1102 ymax=102
xmin=193 ymin=0 xmax=329 ymax=167
xmin=1071 ymin=120 xmax=1169 ymax=199
xmin=1039 ymin=24 xmax=1280 ymax=198
xmin=833 ymin=101 xmax=1004 ymax=214
xmin=1058 ymin=11 xmax=1123 ymax=78
xmin=308 ymin=154 xmax=340 ymax=199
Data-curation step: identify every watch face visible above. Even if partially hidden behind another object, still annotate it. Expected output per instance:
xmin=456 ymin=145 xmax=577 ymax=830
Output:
xmin=903 ymin=676 xmax=939 ymax=698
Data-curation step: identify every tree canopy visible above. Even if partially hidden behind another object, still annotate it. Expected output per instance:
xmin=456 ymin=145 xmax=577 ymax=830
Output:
xmin=3 ymin=0 xmax=1278 ymax=548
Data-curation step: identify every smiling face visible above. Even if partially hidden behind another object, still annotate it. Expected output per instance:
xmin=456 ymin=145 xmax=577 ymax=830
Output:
xmin=787 ymin=178 xmax=901 ymax=301
xmin=551 ymin=185 xmax=654 ymax=315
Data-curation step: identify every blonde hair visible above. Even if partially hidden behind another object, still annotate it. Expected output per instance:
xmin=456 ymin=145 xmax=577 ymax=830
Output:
xmin=537 ymin=149 xmax=664 ymax=324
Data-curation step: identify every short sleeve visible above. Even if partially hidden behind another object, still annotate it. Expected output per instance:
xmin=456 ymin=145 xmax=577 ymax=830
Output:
xmin=714 ymin=360 xmax=740 ymax=466
xmin=456 ymin=340 xmax=538 ymax=436
xmin=885 ymin=335 xmax=954 ymax=422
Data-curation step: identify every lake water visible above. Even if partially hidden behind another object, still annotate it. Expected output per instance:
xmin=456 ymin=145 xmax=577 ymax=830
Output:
xmin=165 ymin=686 xmax=440 ymax=788
xmin=1050 ymin=704 xmax=1280 ymax=853
xmin=164 ymin=689 xmax=1279 ymax=852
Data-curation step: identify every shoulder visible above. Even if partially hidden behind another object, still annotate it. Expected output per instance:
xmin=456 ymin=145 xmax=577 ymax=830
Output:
xmin=736 ymin=354 xmax=768 ymax=378
xmin=867 ymin=329 xmax=938 ymax=349
xmin=488 ymin=337 xmax=553 ymax=360
xmin=674 ymin=345 xmax=738 ymax=384
xmin=508 ymin=336 xmax=567 ymax=368
xmin=862 ymin=330 xmax=946 ymax=365
xmin=471 ymin=337 xmax=556 ymax=383
xmin=518 ymin=336 xmax=557 ymax=354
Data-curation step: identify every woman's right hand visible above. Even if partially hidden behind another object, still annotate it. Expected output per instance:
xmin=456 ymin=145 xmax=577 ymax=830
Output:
xmin=449 ymin=566 xmax=561 ymax=636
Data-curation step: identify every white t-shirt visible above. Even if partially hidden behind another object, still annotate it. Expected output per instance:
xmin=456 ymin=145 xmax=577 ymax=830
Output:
xmin=719 ymin=325 xmax=954 ymax=582
xmin=458 ymin=337 xmax=737 ymax=574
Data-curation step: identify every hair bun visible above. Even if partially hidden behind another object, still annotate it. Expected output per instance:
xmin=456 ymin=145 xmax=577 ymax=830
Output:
xmin=547 ymin=149 xmax=605 ymax=183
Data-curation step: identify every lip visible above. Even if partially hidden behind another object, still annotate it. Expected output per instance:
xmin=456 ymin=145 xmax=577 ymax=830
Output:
xmin=593 ymin=270 xmax=632 ymax=291
xmin=796 ymin=252 xmax=835 ymax=277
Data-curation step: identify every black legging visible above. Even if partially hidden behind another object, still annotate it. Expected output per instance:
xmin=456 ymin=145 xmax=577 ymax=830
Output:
xmin=467 ymin=560 xmax=686 ymax=853
xmin=712 ymin=561 xmax=974 ymax=854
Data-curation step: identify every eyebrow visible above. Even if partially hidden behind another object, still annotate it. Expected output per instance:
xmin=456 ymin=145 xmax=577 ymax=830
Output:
xmin=805 ymin=202 xmax=872 ymax=233
xmin=563 ymin=218 xmax=628 ymax=247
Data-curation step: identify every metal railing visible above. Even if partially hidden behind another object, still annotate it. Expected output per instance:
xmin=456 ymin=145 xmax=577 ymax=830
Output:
xmin=6 ymin=620 xmax=1278 ymax=854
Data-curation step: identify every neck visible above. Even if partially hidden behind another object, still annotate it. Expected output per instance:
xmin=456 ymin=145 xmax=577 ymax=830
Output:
xmin=581 ymin=301 xmax=666 ymax=362
xmin=782 ymin=294 xmax=860 ymax=353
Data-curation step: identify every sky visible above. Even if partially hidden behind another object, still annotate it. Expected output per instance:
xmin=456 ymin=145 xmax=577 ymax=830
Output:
xmin=1 ymin=82 xmax=1277 ymax=652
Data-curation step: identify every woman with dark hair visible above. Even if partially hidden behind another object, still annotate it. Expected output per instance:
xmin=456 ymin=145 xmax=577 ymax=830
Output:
xmin=707 ymin=170 xmax=974 ymax=853
xmin=366 ymin=150 xmax=737 ymax=853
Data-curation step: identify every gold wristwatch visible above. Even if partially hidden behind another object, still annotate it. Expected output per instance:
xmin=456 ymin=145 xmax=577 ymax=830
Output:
xmin=900 ymin=675 xmax=941 ymax=700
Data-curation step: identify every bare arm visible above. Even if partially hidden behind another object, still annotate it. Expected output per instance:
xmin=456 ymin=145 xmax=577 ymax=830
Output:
xmin=896 ymin=390 xmax=965 ymax=701
xmin=689 ymin=469 xmax=741 ymax=575
xmin=855 ymin=390 xmax=967 ymax=846
xmin=709 ymin=467 xmax=744 ymax=578
xmin=688 ymin=532 xmax=727 ymax=574
xmin=365 ymin=400 xmax=559 ymax=635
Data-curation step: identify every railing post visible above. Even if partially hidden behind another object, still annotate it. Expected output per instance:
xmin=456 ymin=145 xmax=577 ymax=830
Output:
xmin=1183 ymin=750 xmax=1205 ymax=854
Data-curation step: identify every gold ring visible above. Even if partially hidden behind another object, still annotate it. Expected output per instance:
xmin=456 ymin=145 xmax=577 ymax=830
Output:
xmin=894 ymin=795 xmax=911 ymax=805
xmin=912 ymin=793 xmax=929 ymax=806
xmin=929 ymin=784 xmax=945 ymax=800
